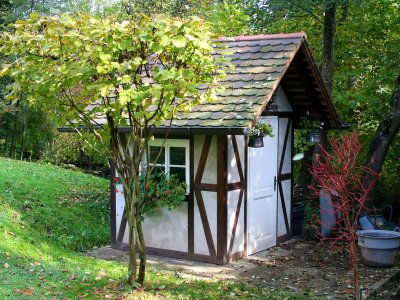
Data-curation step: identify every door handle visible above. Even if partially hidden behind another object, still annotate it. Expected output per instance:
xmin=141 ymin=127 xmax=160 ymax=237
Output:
xmin=274 ymin=176 xmax=277 ymax=191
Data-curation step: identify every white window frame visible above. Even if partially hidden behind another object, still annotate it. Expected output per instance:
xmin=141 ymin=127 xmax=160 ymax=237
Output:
xmin=147 ymin=139 xmax=190 ymax=193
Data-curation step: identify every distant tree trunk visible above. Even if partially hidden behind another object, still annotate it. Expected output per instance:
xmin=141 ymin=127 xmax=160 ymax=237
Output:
xmin=362 ymin=75 xmax=400 ymax=203
xmin=20 ymin=115 xmax=26 ymax=160
xmin=9 ymin=112 xmax=18 ymax=158
xmin=321 ymin=1 xmax=336 ymax=95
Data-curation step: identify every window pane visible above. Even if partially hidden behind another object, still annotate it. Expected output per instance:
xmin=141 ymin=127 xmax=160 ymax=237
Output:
xmin=152 ymin=166 xmax=165 ymax=175
xmin=170 ymin=147 xmax=185 ymax=165
xmin=149 ymin=146 xmax=165 ymax=164
xmin=170 ymin=167 xmax=186 ymax=183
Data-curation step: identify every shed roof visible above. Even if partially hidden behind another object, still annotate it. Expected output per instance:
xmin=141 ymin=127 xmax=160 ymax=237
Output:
xmin=63 ymin=32 xmax=342 ymax=134
xmin=162 ymin=32 xmax=341 ymax=132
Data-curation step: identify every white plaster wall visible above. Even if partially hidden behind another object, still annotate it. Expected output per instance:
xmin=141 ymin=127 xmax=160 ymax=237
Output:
xmin=227 ymin=135 xmax=245 ymax=184
xmin=275 ymin=85 xmax=293 ymax=112
xmin=115 ymin=183 xmax=129 ymax=244
xmin=194 ymin=135 xmax=218 ymax=184
xmin=143 ymin=203 xmax=188 ymax=252
xmin=194 ymin=191 xmax=217 ymax=255
xmin=226 ymin=135 xmax=245 ymax=255
xmin=277 ymin=179 xmax=292 ymax=236
xmin=227 ymin=190 xmax=245 ymax=254
xmin=115 ymin=184 xmax=189 ymax=251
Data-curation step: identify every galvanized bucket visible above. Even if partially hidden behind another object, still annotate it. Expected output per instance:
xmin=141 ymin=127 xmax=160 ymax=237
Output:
xmin=357 ymin=230 xmax=400 ymax=267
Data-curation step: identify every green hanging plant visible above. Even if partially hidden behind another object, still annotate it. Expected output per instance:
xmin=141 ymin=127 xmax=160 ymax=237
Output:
xmin=249 ymin=122 xmax=274 ymax=138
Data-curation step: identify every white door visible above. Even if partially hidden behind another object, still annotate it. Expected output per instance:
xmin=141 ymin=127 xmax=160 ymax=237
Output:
xmin=247 ymin=117 xmax=278 ymax=255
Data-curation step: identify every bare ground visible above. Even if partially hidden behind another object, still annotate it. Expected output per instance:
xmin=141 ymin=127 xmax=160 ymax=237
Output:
xmin=237 ymin=239 xmax=400 ymax=299
xmin=88 ymin=239 xmax=400 ymax=299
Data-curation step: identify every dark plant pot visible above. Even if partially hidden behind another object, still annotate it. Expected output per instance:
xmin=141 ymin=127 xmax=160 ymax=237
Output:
xmin=248 ymin=136 xmax=264 ymax=148
xmin=301 ymin=225 xmax=318 ymax=240
xmin=292 ymin=203 xmax=305 ymax=236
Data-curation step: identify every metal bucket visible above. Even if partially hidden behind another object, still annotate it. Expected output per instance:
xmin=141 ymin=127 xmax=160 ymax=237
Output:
xmin=357 ymin=230 xmax=400 ymax=267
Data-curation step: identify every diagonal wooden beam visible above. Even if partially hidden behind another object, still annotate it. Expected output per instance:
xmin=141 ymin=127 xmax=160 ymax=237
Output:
xmin=278 ymin=182 xmax=290 ymax=233
xmin=117 ymin=208 xmax=128 ymax=244
xmin=228 ymin=189 xmax=244 ymax=256
xmin=278 ymin=118 xmax=292 ymax=177
xmin=194 ymin=135 xmax=212 ymax=184
xmin=231 ymin=135 xmax=244 ymax=182
xmin=194 ymin=190 xmax=216 ymax=256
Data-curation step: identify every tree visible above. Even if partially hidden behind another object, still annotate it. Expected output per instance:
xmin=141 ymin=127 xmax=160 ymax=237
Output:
xmin=0 ymin=13 xmax=226 ymax=285
xmin=242 ymin=0 xmax=400 ymax=203
xmin=362 ymin=76 xmax=400 ymax=201
xmin=120 ymin=0 xmax=249 ymax=36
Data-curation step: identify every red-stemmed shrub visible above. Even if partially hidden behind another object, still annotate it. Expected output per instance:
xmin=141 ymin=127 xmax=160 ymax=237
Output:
xmin=309 ymin=131 xmax=379 ymax=300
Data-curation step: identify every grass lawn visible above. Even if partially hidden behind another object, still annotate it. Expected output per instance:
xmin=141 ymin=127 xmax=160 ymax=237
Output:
xmin=0 ymin=157 xmax=301 ymax=299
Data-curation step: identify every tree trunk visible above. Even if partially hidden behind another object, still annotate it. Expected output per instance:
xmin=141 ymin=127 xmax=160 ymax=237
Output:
xmin=362 ymin=75 xmax=400 ymax=203
xmin=20 ymin=115 xmax=26 ymax=160
xmin=321 ymin=1 xmax=337 ymax=95
xmin=136 ymin=213 xmax=146 ymax=285
xmin=9 ymin=112 xmax=18 ymax=158
xmin=127 ymin=214 xmax=137 ymax=285
xmin=349 ymin=239 xmax=360 ymax=300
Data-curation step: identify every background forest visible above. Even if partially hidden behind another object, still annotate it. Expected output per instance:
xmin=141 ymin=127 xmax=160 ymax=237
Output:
xmin=0 ymin=0 xmax=399 ymax=213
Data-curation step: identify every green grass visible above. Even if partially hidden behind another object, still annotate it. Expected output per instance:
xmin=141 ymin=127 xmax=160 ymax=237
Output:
xmin=0 ymin=158 xmax=303 ymax=299
xmin=0 ymin=157 xmax=110 ymax=252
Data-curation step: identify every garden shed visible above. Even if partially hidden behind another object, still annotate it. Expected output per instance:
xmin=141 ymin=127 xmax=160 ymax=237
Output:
xmin=110 ymin=32 xmax=342 ymax=264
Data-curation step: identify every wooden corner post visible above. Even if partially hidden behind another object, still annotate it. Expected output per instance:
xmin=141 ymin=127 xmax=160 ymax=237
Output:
xmin=217 ymin=135 xmax=228 ymax=264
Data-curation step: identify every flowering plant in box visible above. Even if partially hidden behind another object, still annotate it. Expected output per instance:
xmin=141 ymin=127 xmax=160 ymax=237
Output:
xmin=249 ymin=122 xmax=273 ymax=138
xmin=140 ymin=172 xmax=186 ymax=216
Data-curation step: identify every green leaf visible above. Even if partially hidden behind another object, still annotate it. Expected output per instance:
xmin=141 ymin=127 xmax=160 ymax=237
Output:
xmin=171 ymin=36 xmax=186 ymax=48
xmin=99 ymin=53 xmax=111 ymax=62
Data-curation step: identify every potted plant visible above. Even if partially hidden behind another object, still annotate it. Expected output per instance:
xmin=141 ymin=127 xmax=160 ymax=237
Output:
xmin=248 ymin=122 xmax=273 ymax=148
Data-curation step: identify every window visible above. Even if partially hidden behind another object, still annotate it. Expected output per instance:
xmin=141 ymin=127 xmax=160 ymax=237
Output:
xmin=147 ymin=139 xmax=190 ymax=193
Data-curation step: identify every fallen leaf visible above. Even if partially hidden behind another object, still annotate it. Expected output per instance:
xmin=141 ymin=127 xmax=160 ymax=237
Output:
xmin=3 ymin=263 xmax=10 ymax=269
xmin=67 ymin=273 xmax=77 ymax=281
xmin=95 ymin=269 xmax=107 ymax=281
xmin=22 ymin=288 xmax=34 ymax=295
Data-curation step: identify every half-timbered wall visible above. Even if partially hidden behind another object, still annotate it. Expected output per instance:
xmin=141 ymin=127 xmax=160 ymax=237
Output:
xmin=277 ymin=117 xmax=292 ymax=241
xmin=275 ymin=85 xmax=293 ymax=242
xmin=193 ymin=135 xmax=218 ymax=256
xmin=112 ymin=134 xmax=229 ymax=264
xmin=227 ymin=135 xmax=246 ymax=260
xmin=114 ymin=172 xmax=189 ymax=253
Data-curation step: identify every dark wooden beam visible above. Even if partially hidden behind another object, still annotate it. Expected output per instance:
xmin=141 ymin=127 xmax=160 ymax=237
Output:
xmin=117 ymin=208 xmax=128 ymax=244
xmin=193 ymin=135 xmax=216 ymax=257
xmin=188 ymin=136 xmax=194 ymax=253
xmin=194 ymin=190 xmax=216 ymax=256
xmin=231 ymin=135 xmax=244 ymax=181
xmin=228 ymin=189 xmax=243 ymax=256
xmin=217 ymin=135 xmax=228 ymax=264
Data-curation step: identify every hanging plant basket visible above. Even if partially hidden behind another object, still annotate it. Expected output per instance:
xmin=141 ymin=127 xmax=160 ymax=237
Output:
xmin=248 ymin=136 xmax=264 ymax=148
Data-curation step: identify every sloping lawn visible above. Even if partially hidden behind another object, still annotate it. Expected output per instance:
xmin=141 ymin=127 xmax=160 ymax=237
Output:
xmin=0 ymin=157 xmax=110 ymax=252
xmin=0 ymin=158 xmax=297 ymax=299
